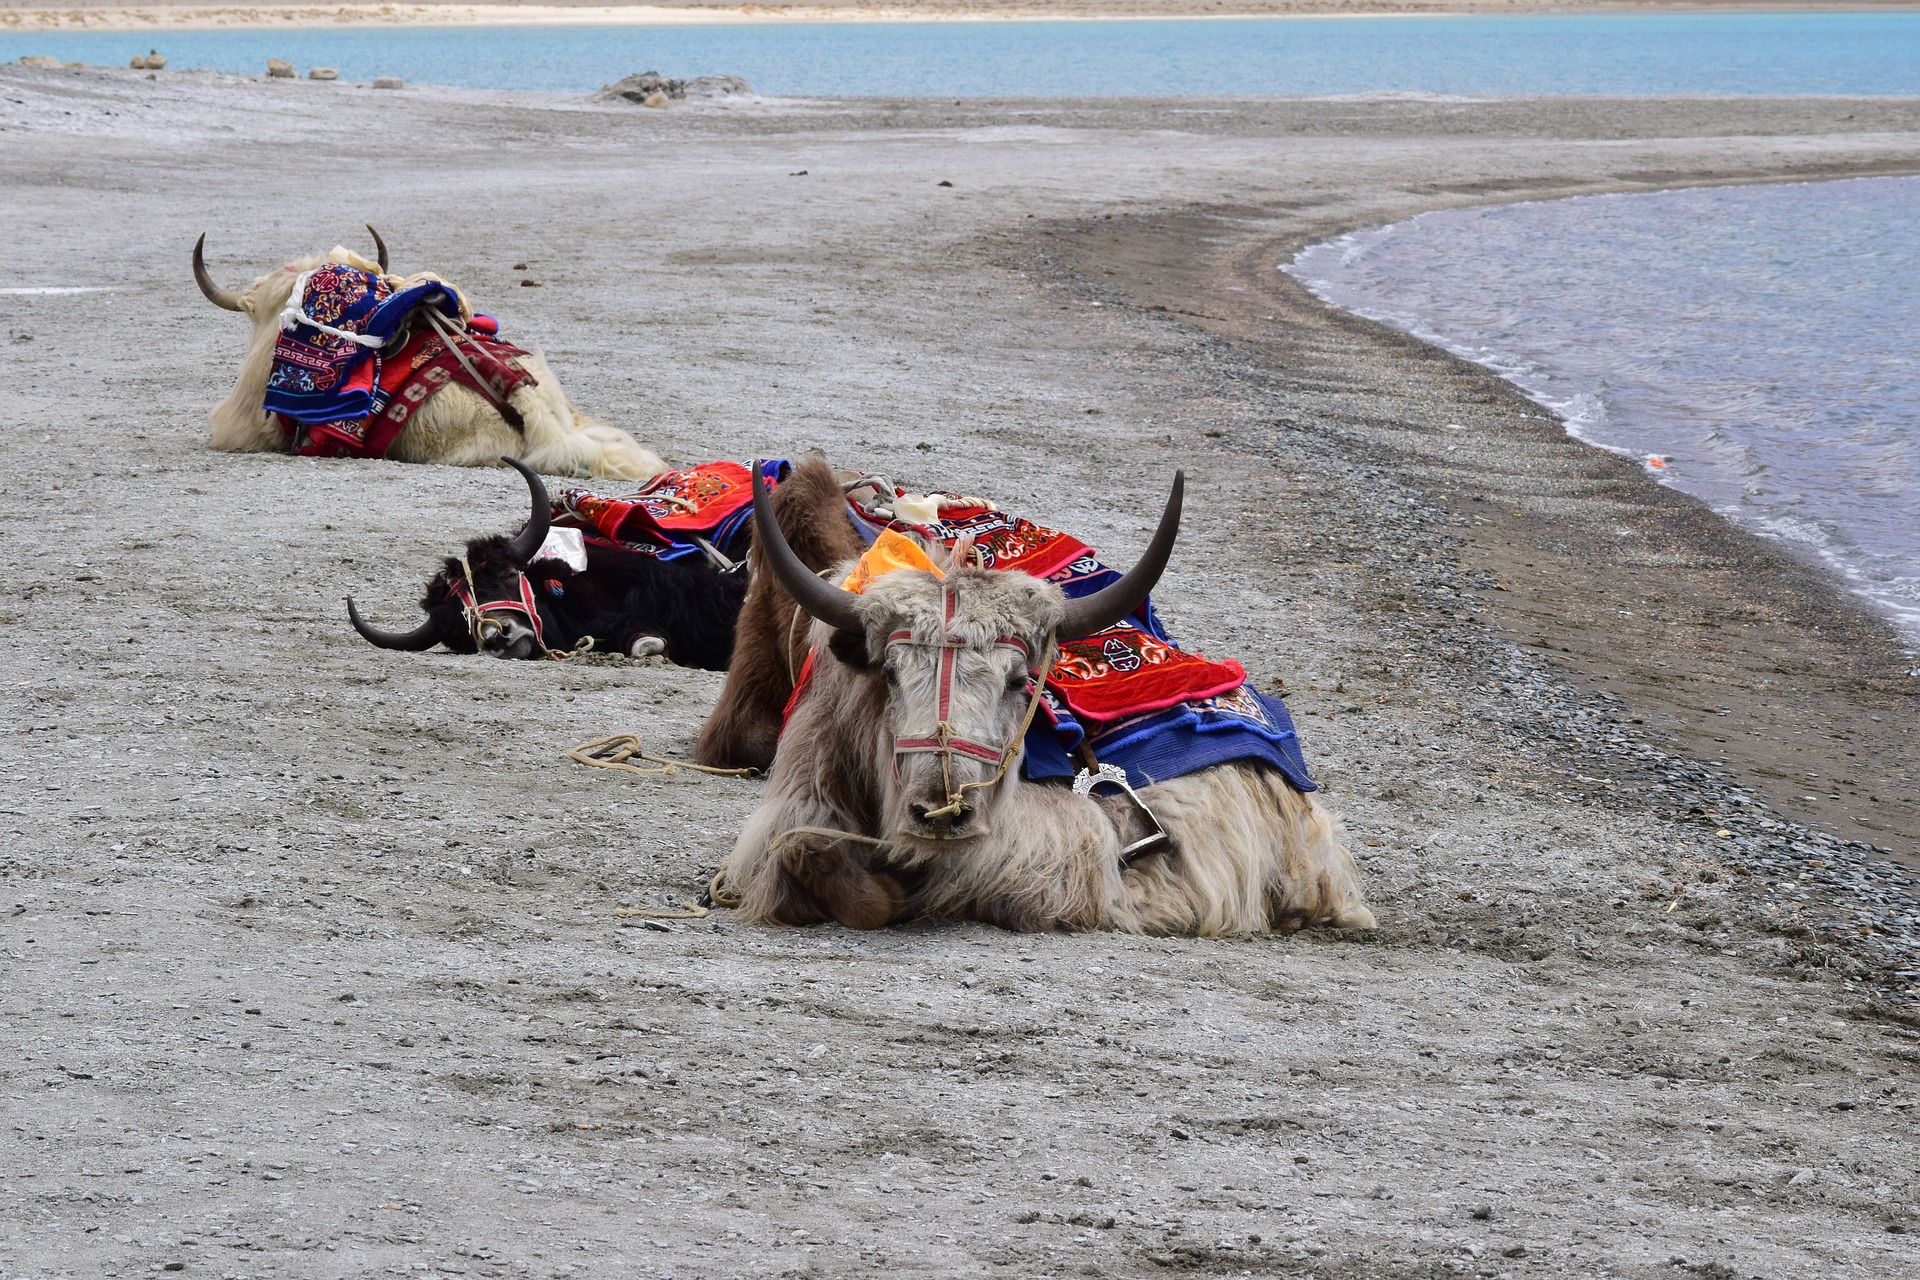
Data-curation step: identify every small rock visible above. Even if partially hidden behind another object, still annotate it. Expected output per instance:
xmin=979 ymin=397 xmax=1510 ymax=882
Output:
xmin=372 ymin=76 xmax=405 ymax=90
xmin=266 ymin=59 xmax=294 ymax=78
xmin=309 ymin=67 xmax=339 ymax=82
xmin=596 ymin=71 xmax=686 ymax=105
xmin=1787 ymin=1168 xmax=1816 ymax=1187
xmin=18 ymin=55 xmax=63 ymax=69
xmin=641 ymin=91 xmax=669 ymax=109
xmin=684 ymin=74 xmax=754 ymax=99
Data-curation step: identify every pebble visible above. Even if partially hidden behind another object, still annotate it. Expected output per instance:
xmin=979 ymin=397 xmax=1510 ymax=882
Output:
xmin=373 ymin=77 xmax=405 ymax=90
xmin=1358 ymin=467 xmax=1920 ymax=1001
xmin=309 ymin=67 xmax=339 ymax=82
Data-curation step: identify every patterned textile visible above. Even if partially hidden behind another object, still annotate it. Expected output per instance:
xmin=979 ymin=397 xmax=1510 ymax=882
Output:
xmin=789 ymin=498 xmax=1316 ymax=793
xmin=873 ymin=502 xmax=1248 ymax=731
xmin=263 ymin=264 xmax=529 ymax=459
xmin=553 ymin=460 xmax=789 ymax=560
xmin=294 ymin=325 xmax=532 ymax=459
xmin=893 ymin=502 xmax=1091 ymax=578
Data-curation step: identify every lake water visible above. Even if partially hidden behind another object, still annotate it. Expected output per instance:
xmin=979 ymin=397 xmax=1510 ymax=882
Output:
xmin=6 ymin=13 xmax=1920 ymax=97
xmin=1287 ymin=177 xmax=1920 ymax=644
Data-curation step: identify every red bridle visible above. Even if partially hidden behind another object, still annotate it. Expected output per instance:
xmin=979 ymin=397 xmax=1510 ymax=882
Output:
xmin=884 ymin=580 xmax=1048 ymax=824
xmin=449 ymin=558 xmax=546 ymax=654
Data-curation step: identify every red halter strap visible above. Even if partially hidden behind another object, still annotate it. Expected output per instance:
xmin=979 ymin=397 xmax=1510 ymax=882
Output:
xmin=885 ymin=579 xmax=1039 ymax=785
xmin=449 ymin=565 xmax=546 ymax=653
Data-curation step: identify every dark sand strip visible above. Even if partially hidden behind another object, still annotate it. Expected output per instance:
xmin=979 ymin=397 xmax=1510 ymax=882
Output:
xmin=1038 ymin=100 xmax=1920 ymax=869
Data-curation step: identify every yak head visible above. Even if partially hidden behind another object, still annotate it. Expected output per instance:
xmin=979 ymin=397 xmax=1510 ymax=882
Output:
xmin=193 ymin=229 xmax=394 ymax=447
xmin=346 ymin=457 xmax=559 ymax=660
xmin=753 ymin=462 xmax=1184 ymax=844
xmin=192 ymin=226 xmax=390 ymax=330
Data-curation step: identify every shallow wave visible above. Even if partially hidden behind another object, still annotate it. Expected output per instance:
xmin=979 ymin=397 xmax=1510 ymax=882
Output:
xmin=1286 ymin=177 xmax=1920 ymax=644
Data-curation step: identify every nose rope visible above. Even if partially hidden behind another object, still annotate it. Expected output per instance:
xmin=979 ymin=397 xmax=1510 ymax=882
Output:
xmin=915 ymin=664 xmax=1050 ymax=824
xmin=455 ymin=556 xmax=572 ymax=660
xmin=887 ymin=579 xmax=1053 ymax=827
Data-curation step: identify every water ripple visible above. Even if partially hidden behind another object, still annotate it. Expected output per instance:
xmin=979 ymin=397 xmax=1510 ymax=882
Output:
xmin=1288 ymin=176 xmax=1920 ymax=643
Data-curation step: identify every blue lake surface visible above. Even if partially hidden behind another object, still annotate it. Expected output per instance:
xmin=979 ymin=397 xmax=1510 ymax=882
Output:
xmin=6 ymin=13 xmax=1920 ymax=96
xmin=1288 ymin=177 xmax=1920 ymax=643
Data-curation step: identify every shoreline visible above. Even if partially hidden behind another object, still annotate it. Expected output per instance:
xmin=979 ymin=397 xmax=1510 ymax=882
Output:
xmin=1046 ymin=162 xmax=1920 ymax=867
xmin=6 ymin=1 xmax=1919 ymax=33
xmin=1280 ymin=176 xmax=1920 ymax=653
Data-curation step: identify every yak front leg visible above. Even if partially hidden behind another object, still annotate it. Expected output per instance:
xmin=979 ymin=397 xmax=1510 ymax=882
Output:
xmin=779 ymin=834 xmax=905 ymax=931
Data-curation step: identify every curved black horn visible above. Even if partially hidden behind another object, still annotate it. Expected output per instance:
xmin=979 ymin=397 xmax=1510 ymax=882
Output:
xmin=751 ymin=459 xmax=865 ymax=635
xmin=192 ymin=233 xmax=244 ymax=312
xmin=366 ymin=224 xmax=389 ymax=273
xmin=346 ymin=596 xmax=440 ymax=651
xmin=1058 ymin=472 xmax=1184 ymax=641
xmin=501 ymin=456 xmax=551 ymax=564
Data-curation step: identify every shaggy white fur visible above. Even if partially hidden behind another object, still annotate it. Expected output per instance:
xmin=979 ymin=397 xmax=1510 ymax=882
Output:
xmin=723 ymin=568 xmax=1376 ymax=936
xmin=204 ymin=247 xmax=666 ymax=480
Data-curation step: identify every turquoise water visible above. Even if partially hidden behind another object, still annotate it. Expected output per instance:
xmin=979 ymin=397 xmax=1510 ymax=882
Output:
xmin=1288 ymin=177 xmax=1920 ymax=643
xmin=7 ymin=14 xmax=1920 ymax=96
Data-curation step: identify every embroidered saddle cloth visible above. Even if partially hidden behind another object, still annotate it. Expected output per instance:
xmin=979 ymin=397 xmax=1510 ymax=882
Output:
xmin=798 ymin=503 xmax=1318 ymax=793
xmin=553 ymin=461 xmax=790 ymax=560
xmin=262 ymin=261 xmax=533 ymax=459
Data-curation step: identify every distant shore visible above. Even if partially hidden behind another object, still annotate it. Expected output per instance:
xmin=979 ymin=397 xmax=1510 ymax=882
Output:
xmin=6 ymin=0 xmax=1919 ymax=34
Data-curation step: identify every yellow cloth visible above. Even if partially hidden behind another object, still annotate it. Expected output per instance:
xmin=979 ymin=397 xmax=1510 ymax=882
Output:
xmin=840 ymin=529 xmax=942 ymax=594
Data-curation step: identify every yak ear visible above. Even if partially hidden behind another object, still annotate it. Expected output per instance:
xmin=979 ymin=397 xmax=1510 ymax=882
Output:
xmin=826 ymin=628 xmax=877 ymax=670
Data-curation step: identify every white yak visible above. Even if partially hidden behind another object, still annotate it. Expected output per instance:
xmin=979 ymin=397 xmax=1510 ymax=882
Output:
xmin=192 ymin=230 xmax=666 ymax=480
xmin=718 ymin=466 xmax=1377 ymax=936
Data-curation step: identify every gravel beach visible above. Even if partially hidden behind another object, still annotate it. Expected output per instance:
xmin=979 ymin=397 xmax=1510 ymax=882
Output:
xmin=3 ymin=66 xmax=1919 ymax=1277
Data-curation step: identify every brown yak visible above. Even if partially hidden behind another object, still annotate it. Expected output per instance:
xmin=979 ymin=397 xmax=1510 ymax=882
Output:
xmin=715 ymin=466 xmax=1377 ymax=936
xmin=692 ymin=457 xmax=871 ymax=771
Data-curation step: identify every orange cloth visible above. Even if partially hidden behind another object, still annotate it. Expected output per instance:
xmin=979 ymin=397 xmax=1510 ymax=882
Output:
xmin=840 ymin=530 xmax=942 ymax=594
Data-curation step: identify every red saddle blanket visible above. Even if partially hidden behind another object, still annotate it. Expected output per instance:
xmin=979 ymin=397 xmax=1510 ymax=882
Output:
xmin=283 ymin=326 xmax=533 ymax=459
xmin=553 ymin=461 xmax=778 ymax=560
xmin=872 ymin=500 xmax=1246 ymax=727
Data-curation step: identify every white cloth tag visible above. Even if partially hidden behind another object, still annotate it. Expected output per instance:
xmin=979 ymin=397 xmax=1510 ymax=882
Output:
xmin=531 ymin=526 xmax=588 ymax=572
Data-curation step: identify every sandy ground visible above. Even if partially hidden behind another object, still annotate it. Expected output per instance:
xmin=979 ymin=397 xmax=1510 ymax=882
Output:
xmin=7 ymin=0 xmax=1919 ymax=36
xmin=4 ymin=66 xmax=1920 ymax=1277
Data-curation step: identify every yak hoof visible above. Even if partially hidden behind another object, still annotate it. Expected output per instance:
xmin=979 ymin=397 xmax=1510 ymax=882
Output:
xmin=1332 ymin=903 xmax=1378 ymax=930
xmin=628 ymin=635 xmax=667 ymax=660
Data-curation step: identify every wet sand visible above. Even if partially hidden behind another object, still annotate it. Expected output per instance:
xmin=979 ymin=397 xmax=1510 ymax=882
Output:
xmin=3 ymin=66 xmax=1919 ymax=1276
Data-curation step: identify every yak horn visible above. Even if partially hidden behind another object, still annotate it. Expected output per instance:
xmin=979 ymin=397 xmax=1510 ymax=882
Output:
xmin=752 ymin=459 xmax=865 ymax=636
xmin=192 ymin=233 xmax=244 ymax=312
xmin=1058 ymin=472 xmax=1184 ymax=641
xmin=346 ymin=596 xmax=440 ymax=651
xmin=501 ymin=456 xmax=551 ymax=564
xmin=366 ymin=224 xmax=389 ymax=273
